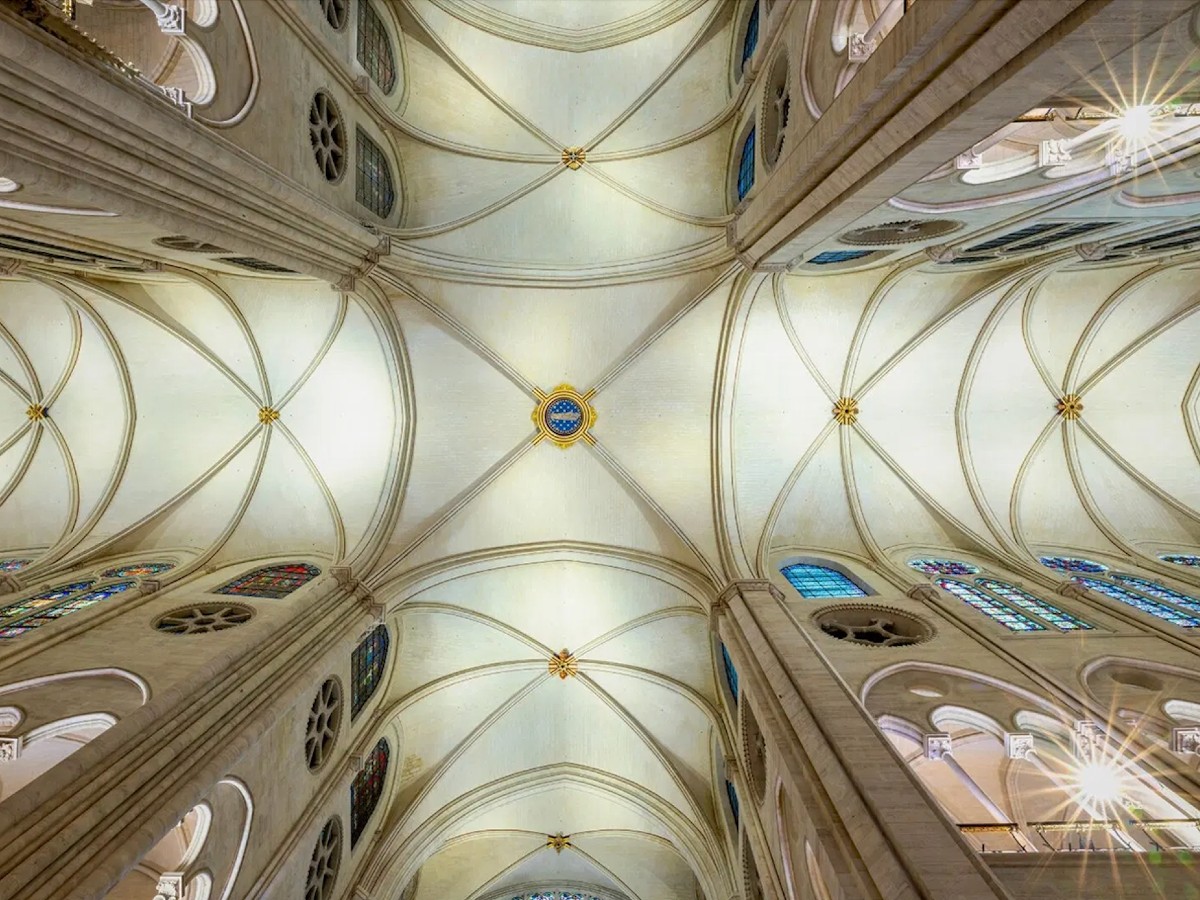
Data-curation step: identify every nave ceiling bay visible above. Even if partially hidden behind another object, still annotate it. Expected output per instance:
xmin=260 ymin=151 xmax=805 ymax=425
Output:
xmin=0 ymin=0 xmax=1199 ymax=898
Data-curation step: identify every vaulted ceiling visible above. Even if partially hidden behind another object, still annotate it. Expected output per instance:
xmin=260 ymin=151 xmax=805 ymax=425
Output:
xmin=1 ymin=0 xmax=1199 ymax=898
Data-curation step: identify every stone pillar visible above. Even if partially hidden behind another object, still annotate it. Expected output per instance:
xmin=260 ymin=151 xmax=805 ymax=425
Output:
xmin=0 ymin=575 xmax=374 ymax=900
xmin=717 ymin=581 xmax=1012 ymax=900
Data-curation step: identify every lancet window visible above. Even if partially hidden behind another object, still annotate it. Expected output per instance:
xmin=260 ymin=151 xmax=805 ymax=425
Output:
xmin=0 ymin=558 xmax=31 ymax=573
xmin=214 ymin=563 xmax=320 ymax=599
xmin=726 ymin=779 xmax=740 ymax=828
xmin=351 ymin=624 xmax=389 ymax=719
xmin=976 ymin=579 xmax=1092 ymax=631
xmin=350 ymin=738 xmax=389 ymax=847
xmin=357 ymin=1 xmax=396 ymax=93
xmin=721 ymin=642 xmax=739 ymax=702
xmin=1073 ymin=577 xmax=1200 ymax=628
xmin=1108 ymin=573 xmax=1200 ymax=616
xmin=781 ymin=563 xmax=866 ymax=598
xmin=737 ymin=128 xmax=756 ymax=200
xmin=1039 ymin=556 xmax=1107 ymax=574
xmin=1161 ymin=554 xmax=1200 ymax=568
xmin=356 ymin=129 xmax=396 ymax=219
xmin=934 ymin=579 xmax=1045 ymax=632
xmin=0 ymin=580 xmax=134 ymax=639
xmin=741 ymin=2 xmax=759 ymax=70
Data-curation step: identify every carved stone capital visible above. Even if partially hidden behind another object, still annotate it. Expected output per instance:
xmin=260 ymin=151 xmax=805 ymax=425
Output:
xmin=1172 ymin=727 xmax=1200 ymax=756
xmin=353 ymin=74 xmax=371 ymax=95
xmin=1038 ymin=138 xmax=1072 ymax=167
xmin=1073 ymin=719 xmax=1104 ymax=758
xmin=155 ymin=5 xmax=186 ymax=35
xmin=153 ymin=873 xmax=185 ymax=900
xmin=334 ymin=274 xmax=357 ymax=293
xmin=0 ymin=257 xmax=23 ymax=276
xmin=1056 ymin=581 xmax=1090 ymax=600
xmin=924 ymin=733 xmax=952 ymax=761
xmin=924 ymin=244 xmax=957 ymax=263
xmin=138 ymin=579 xmax=162 ymax=597
xmin=718 ymin=580 xmax=786 ymax=606
xmin=1107 ymin=149 xmax=1135 ymax=176
xmin=906 ymin=584 xmax=940 ymax=604
xmin=954 ymin=150 xmax=983 ymax=170
xmin=0 ymin=574 xmax=22 ymax=595
xmin=1075 ymin=242 xmax=1109 ymax=261
xmin=848 ymin=32 xmax=875 ymax=63
xmin=0 ymin=736 xmax=22 ymax=761
xmin=1005 ymin=732 xmax=1035 ymax=759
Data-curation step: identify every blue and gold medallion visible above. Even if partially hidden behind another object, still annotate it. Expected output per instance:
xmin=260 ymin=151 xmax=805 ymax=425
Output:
xmin=532 ymin=384 xmax=596 ymax=447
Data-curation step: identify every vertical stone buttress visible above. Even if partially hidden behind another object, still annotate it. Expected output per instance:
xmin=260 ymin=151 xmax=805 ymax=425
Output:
xmin=717 ymin=581 xmax=1013 ymax=900
xmin=0 ymin=576 xmax=374 ymax=900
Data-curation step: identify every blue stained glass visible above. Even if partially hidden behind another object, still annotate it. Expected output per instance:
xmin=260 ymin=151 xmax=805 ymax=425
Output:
xmin=1110 ymin=574 xmax=1200 ymax=615
xmin=350 ymin=738 xmax=389 ymax=847
xmin=726 ymin=779 xmax=740 ymax=828
xmin=936 ymin=579 xmax=1045 ymax=632
xmin=809 ymin=250 xmax=872 ymax=265
xmin=781 ymin=563 xmax=866 ymax=599
xmin=0 ymin=559 xmax=31 ymax=573
xmin=351 ymin=624 xmax=389 ymax=719
xmin=721 ymin=642 xmax=739 ymax=702
xmin=737 ymin=128 xmax=756 ymax=200
xmin=1040 ymin=556 xmax=1107 ymax=574
xmin=976 ymin=578 xmax=1092 ymax=631
xmin=1162 ymin=554 xmax=1200 ymax=568
xmin=909 ymin=558 xmax=980 ymax=577
xmin=740 ymin=2 xmax=759 ymax=70
xmin=1074 ymin=577 xmax=1200 ymax=628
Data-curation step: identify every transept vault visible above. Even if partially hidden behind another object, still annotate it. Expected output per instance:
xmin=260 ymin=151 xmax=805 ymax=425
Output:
xmin=1 ymin=1 xmax=1200 ymax=899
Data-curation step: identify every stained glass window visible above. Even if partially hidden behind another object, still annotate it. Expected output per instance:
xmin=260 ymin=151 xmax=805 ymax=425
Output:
xmin=1040 ymin=556 xmax=1107 ymax=574
xmin=721 ymin=642 xmax=738 ymax=702
xmin=1074 ymin=577 xmax=1200 ymax=628
xmin=357 ymin=0 xmax=396 ymax=92
xmin=737 ymin=128 xmax=755 ymax=200
xmin=935 ymin=579 xmax=1045 ymax=632
xmin=350 ymin=737 xmax=389 ymax=847
xmin=0 ymin=580 xmax=94 ymax=621
xmin=352 ymin=624 xmax=389 ymax=719
xmin=1110 ymin=574 xmax=1200 ymax=616
xmin=0 ymin=580 xmax=132 ymax=639
xmin=781 ymin=563 xmax=866 ymax=599
xmin=909 ymin=558 xmax=980 ymax=577
xmin=0 ymin=558 xmax=31 ymax=573
xmin=214 ymin=563 xmax=320 ymax=599
xmin=726 ymin=779 xmax=740 ymax=828
xmin=356 ymin=129 xmax=396 ymax=219
xmin=1162 ymin=554 xmax=1200 ymax=568
xmin=101 ymin=561 xmax=174 ymax=578
xmin=976 ymin=578 xmax=1092 ymax=631
xmin=740 ymin=2 xmax=759 ymax=70
xmin=809 ymin=250 xmax=872 ymax=265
